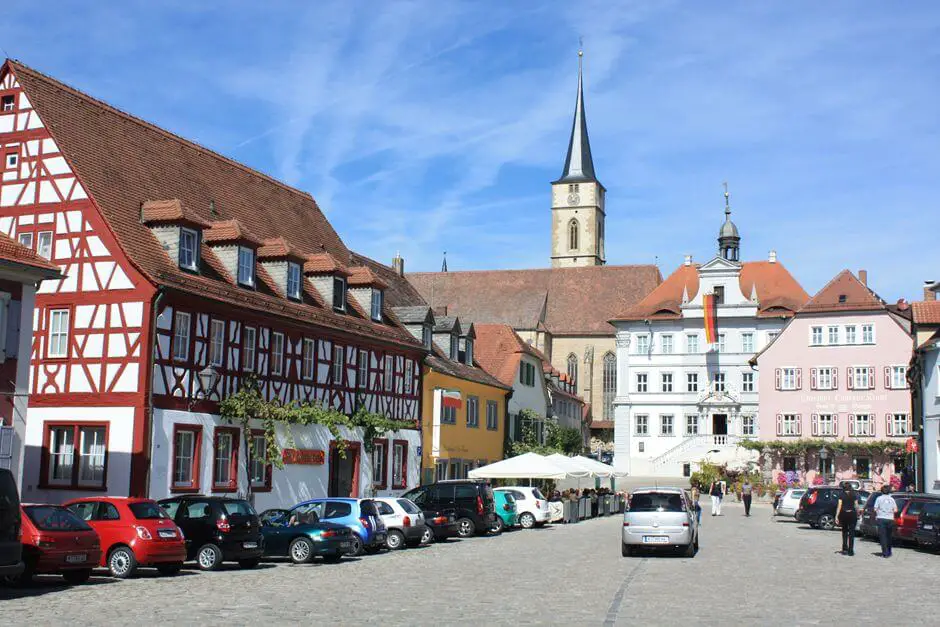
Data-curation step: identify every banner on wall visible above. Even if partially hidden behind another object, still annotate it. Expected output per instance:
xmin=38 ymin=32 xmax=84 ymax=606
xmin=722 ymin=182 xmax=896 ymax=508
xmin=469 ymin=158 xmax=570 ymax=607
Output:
xmin=703 ymin=293 xmax=717 ymax=346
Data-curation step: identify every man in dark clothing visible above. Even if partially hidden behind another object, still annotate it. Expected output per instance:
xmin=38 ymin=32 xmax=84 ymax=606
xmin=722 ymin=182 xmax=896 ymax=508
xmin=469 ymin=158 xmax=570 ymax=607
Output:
xmin=835 ymin=486 xmax=859 ymax=556
xmin=741 ymin=481 xmax=753 ymax=517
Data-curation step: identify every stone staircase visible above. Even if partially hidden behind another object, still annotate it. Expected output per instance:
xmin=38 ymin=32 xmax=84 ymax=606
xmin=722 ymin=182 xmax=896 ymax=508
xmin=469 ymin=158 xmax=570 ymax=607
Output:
xmin=647 ymin=434 xmax=743 ymax=476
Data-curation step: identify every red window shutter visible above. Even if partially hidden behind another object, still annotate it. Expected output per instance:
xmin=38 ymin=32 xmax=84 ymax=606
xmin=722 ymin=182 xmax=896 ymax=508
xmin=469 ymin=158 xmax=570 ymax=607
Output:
xmin=811 ymin=413 xmax=818 ymax=437
xmin=832 ymin=413 xmax=839 ymax=436
xmin=848 ymin=414 xmax=856 ymax=436
xmin=796 ymin=414 xmax=802 ymax=436
xmin=867 ymin=366 xmax=874 ymax=389
xmin=796 ymin=368 xmax=802 ymax=390
xmin=885 ymin=414 xmax=892 ymax=437
xmin=832 ymin=369 xmax=838 ymax=390
xmin=884 ymin=366 xmax=891 ymax=389
xmin=776 ymin=414 xmax=783 ymax=436
xmin=774 ymin=368 xmax=781 ymax=390
xmin=846 ymin=367 xmax=853 ymax=390
xmin=810 ymin=368 xmax=817 ymax=390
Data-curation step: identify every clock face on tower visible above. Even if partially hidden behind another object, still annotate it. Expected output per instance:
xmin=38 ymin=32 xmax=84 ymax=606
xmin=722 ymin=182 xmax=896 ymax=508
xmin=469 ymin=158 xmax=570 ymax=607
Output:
xmin=567 ymin=192 xmax=580 ymax=205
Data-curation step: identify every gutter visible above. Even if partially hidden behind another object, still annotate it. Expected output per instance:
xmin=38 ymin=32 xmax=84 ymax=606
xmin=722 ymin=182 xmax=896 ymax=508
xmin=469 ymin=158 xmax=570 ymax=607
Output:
xmin=143 ymin=287 xmax=166 ymax=498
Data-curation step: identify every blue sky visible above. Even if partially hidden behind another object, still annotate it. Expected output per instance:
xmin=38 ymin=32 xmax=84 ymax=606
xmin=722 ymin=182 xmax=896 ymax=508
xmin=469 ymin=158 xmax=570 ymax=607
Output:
xmin=2 ymin=1 xmax=938 ymax=301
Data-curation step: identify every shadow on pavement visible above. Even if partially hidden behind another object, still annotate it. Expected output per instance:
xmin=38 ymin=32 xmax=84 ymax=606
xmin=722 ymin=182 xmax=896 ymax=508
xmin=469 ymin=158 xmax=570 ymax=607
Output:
xmin=0 ymin=575 xmax=115 ymax=600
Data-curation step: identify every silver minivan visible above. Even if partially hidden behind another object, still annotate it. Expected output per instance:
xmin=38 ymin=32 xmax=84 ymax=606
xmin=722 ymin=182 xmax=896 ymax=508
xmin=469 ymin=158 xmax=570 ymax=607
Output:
xmin=621 ymin=487 xmax=698 ymax=557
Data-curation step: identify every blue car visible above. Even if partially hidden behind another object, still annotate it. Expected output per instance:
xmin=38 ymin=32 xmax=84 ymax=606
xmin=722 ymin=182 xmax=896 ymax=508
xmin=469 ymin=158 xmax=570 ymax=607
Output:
xmin=286 ymin=498 xmax=386 ymax=556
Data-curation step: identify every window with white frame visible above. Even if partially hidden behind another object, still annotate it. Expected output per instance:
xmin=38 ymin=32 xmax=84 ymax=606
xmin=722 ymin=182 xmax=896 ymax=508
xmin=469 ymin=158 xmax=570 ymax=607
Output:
xmin=635 ymin=415 xmax=648 ymax=436
xmin=845 ymin=325 xmax=857 ymax=344
xmin=767 ymin=331 xmax=779 ymax=345
xmin=46 ymin=424 xmax=107 ymax=488
xmin=302 ymin=338 xmax=315 ymax=380
xmin=741 ymin=332 xmax=754 ymax=353
xmin=213 ymin=429 xmax=237 ymax=489
xmin=778 ymin=367 xmax=800 ymax=390
xmin=814 ymin=367 xmax=835 ymax=390
xmin=441 ymin=405 xmax=456 ymax=425
xmin=172 ymin=427 xmax=199 ymax=489
xmin=179 ymin=228 xmax=199 ymax=271
xmin=661 ymin=334 xmax=673 ymax=354
xmin=242 ymin=327 xmax=256 ymax=371
xmin=635 ymin=373 xmax=648 ymax=393
xmin=889 ymin=413 xmax=910 ymax=437
xmin=332 ymin=345 xmax=344 ymax=385
xmin=403 ymin=359 xmax=412 ymax=395
xmin=635 ymin=335 xmax=649 ymax=355
xmin=686 ymin=372 xmax=698 ymax=393
xmin=47 ymin=309 xmax=70 ymax=358
xmin=741 ymin=415 xmax=756 ymax=436
xmin=370 ymin=290 xmax=383 ymax=322
xmin=392 ymin=441 xmax=406 ymax=488
xmin=208 ymin=319 xmax=224 ymax=367
xmin=816 ymin=413 xmax=835 ymax=436
xmin=287 ymin=262 xmax=302 ymax=300
xmin=270 ymin=332 xmax=284 ymax=376
xmin=718 ymin=333 xmax=726 ymax=352
xmin=661 ymin=372 xmax=673 ymax=393
xmin=384 ymin=355 xmax=394 ymax=391
xmin=827 ymin=326 xmax=839 ymax=345
xmin=173 ymin=311 xmax=190 ymax=362
xmin=372 ymin=440 xmax=387 ymax=488
xmin=851 ymin=414 xmax=873 ymax=437
xmin=811 ymin=326 xmax=823 ymax=346
xmin=249 ymin=432 xmax=271 ymax=489
xmin=421 ymin=325 xmax=432 ymax=349
xmin=237 ymin=246 xmax=255 ymax=287
xmin=685 ymin=414 xmax=698 ymax=435
xmin=862 ymin=324 xmax=874 ymax=344
xmin=1 ymin=95 xmax=13 ymax=112
xmin=18 ymin=232 xmax=32 ymax=249
xmin=358 ymin=350 xmax=368 ymax=389
xmin=851 ymin=366 xmax=873 ymax=390
xmin=686 ymin=334 xmax=699 ymax=354
xmin=890 ymin=366 xmax=907 ymax=390
xmin=741 ymin=372 xmax=754 ymax=392
xmin=37 ymin=231 xmax=53 ymax=260
xmin=660 ymin=415 xmax=674 ymax=436
xmin=781 ymin=414 xmax=801 ymax=437
xmin=713 ymin=372 xmax=725 ymax=392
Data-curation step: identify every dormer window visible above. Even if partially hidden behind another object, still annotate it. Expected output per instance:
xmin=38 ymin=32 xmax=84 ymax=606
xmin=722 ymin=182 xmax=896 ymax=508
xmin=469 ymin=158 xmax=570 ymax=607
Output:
xmin=287 ymin=261 xmax=302 ymax=301
xmin=179 ymin=227 xmax=200 ymax=271
xmin=333 ymin=276 xmax=347 ymax=311
xmin=465 ymin=338 xmax=474 ymax=365
xmin=237 ymin=246 xmax=255 ymax=287
xmin=450 ymin=334 xmax=459 ymax=360
xmin=370 ymin=289 xmax=383 ymax=322
xmin=422 ymin=325 xmax=432 ymax=349
xmin=1 ymin=95 xmax=14 ymax=112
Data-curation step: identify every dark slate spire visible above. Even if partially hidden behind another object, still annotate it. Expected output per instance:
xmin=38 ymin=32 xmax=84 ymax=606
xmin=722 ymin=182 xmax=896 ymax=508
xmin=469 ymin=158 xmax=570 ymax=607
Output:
xmin=718 ymin=182 xmax=740 ymax=262
xmin=554 ymin=49 xmax=598 ymax=185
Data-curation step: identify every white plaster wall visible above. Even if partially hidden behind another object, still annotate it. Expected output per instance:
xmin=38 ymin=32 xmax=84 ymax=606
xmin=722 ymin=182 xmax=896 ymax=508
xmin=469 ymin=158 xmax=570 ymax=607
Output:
xmin=509 ymin=355 xmax=550 ymax=418
xmin=921 ymin=348 xmax=940 ymax=494
xmin=10 ymin=283 xmax=35 ymax=484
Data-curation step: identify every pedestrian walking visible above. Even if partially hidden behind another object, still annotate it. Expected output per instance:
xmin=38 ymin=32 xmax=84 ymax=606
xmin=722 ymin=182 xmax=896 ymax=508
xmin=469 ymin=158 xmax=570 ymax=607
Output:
xmin=872 ymin=485 xmax=899 ymax=558
xmin=835 ymin=484 xmax=859 ymax=556
xmin=741 ymin=480 xmax=753 ymax=517
xmin=709 ymin=480 xmax=723 ymax=516
xmin=691 ymin=487 xmax=702 ymax=524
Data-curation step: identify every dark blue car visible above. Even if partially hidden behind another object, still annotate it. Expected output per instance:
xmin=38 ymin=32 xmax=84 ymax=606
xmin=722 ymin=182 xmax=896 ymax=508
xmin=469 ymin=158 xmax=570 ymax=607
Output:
xmin=258 ymin=508 xmax=355 ymax=563
xmin=286 ymin=498 xmax=386 ymax=556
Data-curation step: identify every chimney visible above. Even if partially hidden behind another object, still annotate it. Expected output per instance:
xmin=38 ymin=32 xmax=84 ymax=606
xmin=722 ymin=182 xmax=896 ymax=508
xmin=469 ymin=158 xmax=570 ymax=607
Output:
xmin=768 ymin=250 xmax=777 ymax=263
xmin=392 ymin=252 xmax=405 ymax=277
xmin=858 ymin=269 xmax=867 ymax=286
xmin=684 ymin=254 xmax=692 ymax=267
xmin=897 ymin=298 xmax=910 ymax=311
xmin=925 ymin=281 xmax=937 ymax=302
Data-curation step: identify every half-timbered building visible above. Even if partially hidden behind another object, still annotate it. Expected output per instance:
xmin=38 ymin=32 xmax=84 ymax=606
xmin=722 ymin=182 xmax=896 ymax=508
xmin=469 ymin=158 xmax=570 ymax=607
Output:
xmin=0 ymin=60 xmax=424 ymax=508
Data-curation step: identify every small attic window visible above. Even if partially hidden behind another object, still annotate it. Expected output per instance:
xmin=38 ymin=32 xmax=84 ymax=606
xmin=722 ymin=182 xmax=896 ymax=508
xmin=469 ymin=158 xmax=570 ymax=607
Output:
xmin=450 ymin=334 xmax=459 ymax=361
xmin=838 ymin=294 xmax=847 ymax=303
xmin=370 ymin=289 xmax=383 ymax=322
xmin=179 ymin=227 xmax=200 ymax=271
xmin=422 ymin=324 xmax=432 ymax=349
xmin=713 ymin=285 xmax=725 ymax=305
xmin=287 ymin=261 xmax=302 ymax=301
xmin=1 ymin=95 xmax=14 ymax=112
xmin=333 ymin=276 xmax=347 ymax=311
xmin=237 ymin=246 xmax=255 ymax=287
xmin=5 ymin=153 xmax=16 ymax=169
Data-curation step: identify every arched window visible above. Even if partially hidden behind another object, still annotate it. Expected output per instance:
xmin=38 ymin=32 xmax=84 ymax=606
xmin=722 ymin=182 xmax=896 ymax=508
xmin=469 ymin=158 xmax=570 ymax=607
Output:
xmin=566 ymin=353 xmax=578 ymax=390
xmin=568 ymin=219 xmax=579 ymax=251
xmin=603 ymin=351 xmax=616 ymax=420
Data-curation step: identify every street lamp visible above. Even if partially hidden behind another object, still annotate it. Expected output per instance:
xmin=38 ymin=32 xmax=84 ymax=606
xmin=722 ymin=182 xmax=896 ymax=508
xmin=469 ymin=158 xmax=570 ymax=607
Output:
xmin=818 ymin=446 xmax=829 ymax=461
xmin=818 ymin=446 xmax=831 ymax=480
xmin=189 ymin=365 xmax=219 ymax=409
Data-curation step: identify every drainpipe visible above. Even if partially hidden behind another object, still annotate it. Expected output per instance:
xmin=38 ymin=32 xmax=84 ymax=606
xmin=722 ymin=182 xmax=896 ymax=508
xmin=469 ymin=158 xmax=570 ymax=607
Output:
xmin=143 ymin=287 xmax=166 ymax=498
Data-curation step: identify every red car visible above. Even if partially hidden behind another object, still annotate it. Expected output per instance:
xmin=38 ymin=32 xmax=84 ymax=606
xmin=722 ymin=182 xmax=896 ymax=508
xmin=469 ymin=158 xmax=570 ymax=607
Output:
xmin=64 ymin=497 xmax=186 ymax=578
xmin=15 ymin=504 xmax=101 ymax=585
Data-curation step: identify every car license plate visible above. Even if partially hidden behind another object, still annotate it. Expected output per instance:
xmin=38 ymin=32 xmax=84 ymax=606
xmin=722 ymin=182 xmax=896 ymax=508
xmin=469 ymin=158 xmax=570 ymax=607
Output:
xmin=66 ymin=553 xmax=87 ymax=564
xmin=643 ymin=536 xmax=669 ymax=544
xmin=242 ymin=542 xmax=258 ymax=549
xmin=158 ymin=529 xmax=177 ymax=538
xmin=925 ymin=524 xmax=934 ymax=530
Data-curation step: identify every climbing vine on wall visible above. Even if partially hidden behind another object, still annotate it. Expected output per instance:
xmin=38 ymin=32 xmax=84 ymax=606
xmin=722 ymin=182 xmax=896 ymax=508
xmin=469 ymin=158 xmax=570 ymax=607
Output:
xmin=736 ymin=438 xmax=906 ymax=457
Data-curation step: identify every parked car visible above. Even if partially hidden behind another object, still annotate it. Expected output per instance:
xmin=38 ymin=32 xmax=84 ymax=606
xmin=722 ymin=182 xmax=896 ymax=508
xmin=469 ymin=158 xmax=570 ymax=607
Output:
xmin=285 ymin=498 xmax=386 ymax=555
xmin=492 ymin=490 xmax=517 ymax=533
xmin=13 ymin=504 xmax=101 ymax=584
xmin=0 ymin=468 xmax=23 ymax=579
xmin=422 ymin=508 xmax=460 ymax=541
xmin=795 ymin=486 xmax=870 ymax=530
xmin=258 ymin=509 xmax=355 ymax=563
xmin=158 ymin=495 xmax=263 ymax=571
xmin=914 ymin=502 xmax=940 ymax=550
xmin=404 ymin=480 xmax=497 ymax=538
xmin=372 ymin=497 xmax=429 ymax=549
xmin=64 ymin=497 xmax=186 ymax=578
xmin=774 ymin=488 xmax=806 ymax=518
xmin=859 ymin=492 xmax=912 ymax=539
xmin=494 ymin=487 xmax=550 ymax=529
xmin=622 ymin=488 xmax=698 ymax=557
xmin=862 ymin=493 xmax=940 ymax=542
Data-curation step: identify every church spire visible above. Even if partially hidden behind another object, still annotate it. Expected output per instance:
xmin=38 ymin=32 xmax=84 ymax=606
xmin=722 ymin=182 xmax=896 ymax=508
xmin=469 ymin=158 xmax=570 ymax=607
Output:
xmin=718 ymin=182 xmax=741 ymax=262
xmin=554 ymin=48 xmax=598 ymax=185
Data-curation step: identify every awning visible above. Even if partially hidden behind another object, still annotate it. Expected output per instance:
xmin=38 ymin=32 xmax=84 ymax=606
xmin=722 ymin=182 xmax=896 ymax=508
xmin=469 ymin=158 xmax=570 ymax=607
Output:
xmin=468 ymin=452 xmax=572 ymax=480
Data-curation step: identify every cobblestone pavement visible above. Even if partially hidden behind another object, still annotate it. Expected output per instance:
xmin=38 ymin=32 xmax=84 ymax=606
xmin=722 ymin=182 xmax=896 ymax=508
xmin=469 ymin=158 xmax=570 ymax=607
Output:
xmin=2 ymin=500 xmax=939 ymax=625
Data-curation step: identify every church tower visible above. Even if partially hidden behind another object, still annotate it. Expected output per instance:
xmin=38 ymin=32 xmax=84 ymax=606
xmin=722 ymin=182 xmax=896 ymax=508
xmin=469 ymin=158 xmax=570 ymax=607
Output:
xmin=551 ymin=50 xmax=606 ymax=268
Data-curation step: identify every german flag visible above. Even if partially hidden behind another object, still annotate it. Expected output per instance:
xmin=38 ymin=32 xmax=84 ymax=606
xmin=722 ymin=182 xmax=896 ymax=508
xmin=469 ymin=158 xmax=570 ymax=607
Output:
xmin=703 ymin=293 xmax=717 ymax=345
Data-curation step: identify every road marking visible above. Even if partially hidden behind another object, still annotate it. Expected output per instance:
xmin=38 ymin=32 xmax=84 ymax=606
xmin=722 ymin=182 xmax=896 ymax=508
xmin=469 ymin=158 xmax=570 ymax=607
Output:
xmin=603 ymin=558 xmax=647 ymax=626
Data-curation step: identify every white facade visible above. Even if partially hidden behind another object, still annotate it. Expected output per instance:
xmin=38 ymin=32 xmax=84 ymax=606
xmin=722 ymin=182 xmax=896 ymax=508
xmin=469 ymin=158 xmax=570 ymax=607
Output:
xmin=507 ymin=353 xmax=551 ymax=443
xmin=612 ymin=256 xmax=789 ymax=476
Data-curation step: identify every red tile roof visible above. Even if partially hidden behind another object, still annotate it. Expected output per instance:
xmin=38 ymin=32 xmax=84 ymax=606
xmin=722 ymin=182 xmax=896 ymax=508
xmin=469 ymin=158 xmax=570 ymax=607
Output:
xmin=7 ymin=60 xmax=417 ymax=349
xmin=0 ymin=233 xmax=62 ymax=275
xmin=140 ymin=199 xmax=211 ymax=228
xmin=473 ymin=324 xmax=529 ymax=387
xmin=615 ymin=260 xmax=808 ymax=321
xmin=257 ymin=237 xmax=304 ymax=261
xmin=800 ymin=269 xmax=884 ymax=313
xmin=347 ymin=266 xmax=388 ymax=289
xmin=408 ymin=264 xmax=662 ymax=336
xmin=304 ymin=252 xmax=349 ymax=276
xmin=203 ymin=219 xmax=264 ymax=246
xmin=912 ymin=300 xmax=940 ymax=324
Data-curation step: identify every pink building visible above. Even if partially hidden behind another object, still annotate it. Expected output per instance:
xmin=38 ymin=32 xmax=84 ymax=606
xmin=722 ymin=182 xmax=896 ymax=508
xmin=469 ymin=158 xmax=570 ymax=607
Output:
xmin=755 ymin=270 xmax=913 ymax=488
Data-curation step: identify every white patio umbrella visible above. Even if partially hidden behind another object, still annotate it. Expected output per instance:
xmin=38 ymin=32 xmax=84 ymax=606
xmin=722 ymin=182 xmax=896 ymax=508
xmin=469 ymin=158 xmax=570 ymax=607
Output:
xmin=468 ymin=452 xmax=572 ymax=480
xmin=544 ymin=454 xmax=594 ymax=479
xmin=571 ymin=455 xmax=629 ymax=478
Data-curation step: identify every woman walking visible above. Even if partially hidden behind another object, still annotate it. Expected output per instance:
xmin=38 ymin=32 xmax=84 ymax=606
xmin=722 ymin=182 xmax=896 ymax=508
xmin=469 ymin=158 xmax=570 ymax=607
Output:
xmin=835 ymin=484 xmax=859 ymax=556
xmin=690 ymin=487 xmax=702 ymax=524
xmin=709 ymin=480 xmax=723 ymax=516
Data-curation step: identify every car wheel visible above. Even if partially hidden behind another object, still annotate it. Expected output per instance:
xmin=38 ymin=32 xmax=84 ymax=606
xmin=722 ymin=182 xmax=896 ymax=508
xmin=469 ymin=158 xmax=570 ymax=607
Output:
xmin=490 ymin=517 xmax=504 ymax=535
xmin=456 ymin=517 xmax=476 ymax=538
xmin=420 ymin=527 xmax=434 ymax=544
xmin=349 ymin=535 xmax=364 ymax=556
xmin=238 ymin=558 xmax=260 ymax=569
xmin=386 ymin=530 xmax=405 ymax=550
xmin=108 ymin=546 xmax=138 ymax=579
xmin=156 ymin=562 xmax=183 ymax=576
xmin=4 ymin=559 xmax=35 ymax=587
xmin=683 ymin=542 xmax=696 ymax=558
xmin=196 ymin=544 xmax=223 ymax=571
xmin=818 ymin=514 xmax=835 ymax=531
xmin=621 ymin=542 xmax=631 ymax=557
xmin=289 ymin=537 xmax=314 ymax=564
xmin=62 ymin=569 xmax=92 ymax=585
xmin=519 ymin=512 xmax=536 ymax=529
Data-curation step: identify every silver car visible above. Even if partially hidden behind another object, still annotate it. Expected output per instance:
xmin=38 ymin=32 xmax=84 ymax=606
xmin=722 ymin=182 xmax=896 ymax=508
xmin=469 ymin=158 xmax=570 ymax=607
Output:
xmin=621 ymin=487 xmax=698 ymax=557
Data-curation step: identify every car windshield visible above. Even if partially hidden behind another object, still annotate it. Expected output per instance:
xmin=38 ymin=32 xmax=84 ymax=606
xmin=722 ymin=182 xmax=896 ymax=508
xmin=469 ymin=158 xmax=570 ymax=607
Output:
xmin=25 ymin=505 xmax=92 ymax=532
xmin=503 ymin=493 xmax=516 ymax=504
xmin=223 ymin=500 xmax=256 ymax=517
xmin=397 ymin=499 xmax=421 ymax=514
xmin=790 ymin=490 xmax=805 ymax=497
xmin=129 ymin=501 xmax=169 ymax=520
xmin=630 ymin=493 xmax=684 ymax=512
xmin=532 ymin=488 xmax=546 ymax=500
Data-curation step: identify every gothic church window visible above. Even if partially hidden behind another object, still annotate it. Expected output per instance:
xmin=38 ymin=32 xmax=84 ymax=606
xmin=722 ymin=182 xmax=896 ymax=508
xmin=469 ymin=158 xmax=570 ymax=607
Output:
xmin=568 ymin=219 xmax=579 ymax=251
xmin=602 ymin=352 xmax=616 ymax=420
xmin=566 ymin=353 xmax=578 ymax=389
